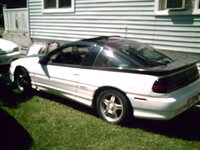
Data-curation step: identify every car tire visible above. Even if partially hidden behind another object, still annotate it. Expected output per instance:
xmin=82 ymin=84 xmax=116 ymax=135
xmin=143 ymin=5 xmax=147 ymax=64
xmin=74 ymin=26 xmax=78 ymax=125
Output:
xmin=96 ymin=89 xmax=132 ymax=124
xmin=15 ymin=67 xmax=32 ymax=93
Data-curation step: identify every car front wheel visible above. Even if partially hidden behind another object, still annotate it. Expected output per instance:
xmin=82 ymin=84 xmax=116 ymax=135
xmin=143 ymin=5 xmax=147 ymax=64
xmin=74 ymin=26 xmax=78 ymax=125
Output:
xmin=15 ymin=67 xmax=32 ymax=93
xmin=96 ymin=89 xmax=132 ymax=124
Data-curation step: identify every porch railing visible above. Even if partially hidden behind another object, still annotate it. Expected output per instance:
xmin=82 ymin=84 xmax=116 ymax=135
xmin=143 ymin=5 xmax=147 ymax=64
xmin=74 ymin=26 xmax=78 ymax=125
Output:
xmin=3 ymin=7 xmax=28 ymax=32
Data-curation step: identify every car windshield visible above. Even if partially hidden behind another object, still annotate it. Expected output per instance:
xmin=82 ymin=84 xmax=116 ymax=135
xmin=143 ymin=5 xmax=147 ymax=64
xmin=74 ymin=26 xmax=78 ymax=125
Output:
xmin=121 ymin=40 xmax=173 ymax=67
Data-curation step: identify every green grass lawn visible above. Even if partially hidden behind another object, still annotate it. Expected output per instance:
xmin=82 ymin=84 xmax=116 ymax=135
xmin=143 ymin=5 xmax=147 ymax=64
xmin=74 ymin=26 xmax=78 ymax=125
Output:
xmin=0 ymin=85 xmax=200 ymax=150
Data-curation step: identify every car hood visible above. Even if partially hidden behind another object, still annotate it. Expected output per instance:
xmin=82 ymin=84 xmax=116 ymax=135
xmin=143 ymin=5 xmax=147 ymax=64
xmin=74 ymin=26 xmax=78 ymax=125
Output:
xmin=11 ymin=56 xmax=40 ymax=67
xmin=0 ymin=39 xmax=18 ymax=54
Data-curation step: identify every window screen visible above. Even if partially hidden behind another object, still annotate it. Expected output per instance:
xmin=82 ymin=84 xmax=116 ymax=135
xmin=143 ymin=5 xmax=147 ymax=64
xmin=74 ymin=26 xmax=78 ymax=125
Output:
xmin=59 ymin=0 xmax=71 ymax=8
xmin=44 ymin=0 xmax=56 ymax=9
xmin=167 ymin=0 xmax=183 ymax=8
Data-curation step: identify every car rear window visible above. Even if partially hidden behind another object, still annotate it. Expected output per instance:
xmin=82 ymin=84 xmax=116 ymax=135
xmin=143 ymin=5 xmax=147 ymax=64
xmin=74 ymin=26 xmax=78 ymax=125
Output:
xmin=94 ymin=48 xmax=140 ymax=68
xmin=121 ymin=41 xmax=173 ymax=67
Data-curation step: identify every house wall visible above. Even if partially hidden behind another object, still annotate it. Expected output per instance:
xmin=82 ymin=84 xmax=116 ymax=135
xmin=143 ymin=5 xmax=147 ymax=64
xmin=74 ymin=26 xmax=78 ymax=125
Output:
xmin=28 ymin=0 xmax=200 ymax=53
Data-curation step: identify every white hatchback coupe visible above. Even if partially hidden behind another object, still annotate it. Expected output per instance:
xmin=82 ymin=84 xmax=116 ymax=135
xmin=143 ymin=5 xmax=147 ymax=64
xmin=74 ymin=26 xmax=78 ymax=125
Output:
xmin=9 ymin=36 xmax=200 ymax=124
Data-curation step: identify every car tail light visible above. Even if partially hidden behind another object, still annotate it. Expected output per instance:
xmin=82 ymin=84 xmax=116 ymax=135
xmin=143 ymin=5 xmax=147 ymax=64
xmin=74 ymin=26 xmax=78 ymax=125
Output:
xmin=152 ymin=66 xmax=199 ymax=93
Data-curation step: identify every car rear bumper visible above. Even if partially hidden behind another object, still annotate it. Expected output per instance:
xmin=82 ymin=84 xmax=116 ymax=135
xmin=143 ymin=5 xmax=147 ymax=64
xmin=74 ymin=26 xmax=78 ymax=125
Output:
xmin=127 ymin=79 xmax=200 ymax=120
xmin=0 ymin=51 xmax=21 ymax=65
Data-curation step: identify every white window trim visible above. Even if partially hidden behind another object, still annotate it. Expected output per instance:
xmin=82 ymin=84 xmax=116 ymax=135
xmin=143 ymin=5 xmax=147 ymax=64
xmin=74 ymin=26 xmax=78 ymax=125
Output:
xmin=194 ymin=0 xmax=200 ymax=13
xmin=42 ymin=0 xmax=75 ymax=13
xmin=155 ymin=0 xmax=200 ymax=16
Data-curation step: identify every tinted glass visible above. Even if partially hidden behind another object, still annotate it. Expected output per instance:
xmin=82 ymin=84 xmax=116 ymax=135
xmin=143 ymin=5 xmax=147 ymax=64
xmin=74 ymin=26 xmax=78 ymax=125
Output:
xmin=121 ymin=41 xmax=173 ymax=67
xmin=49 ymin=45 xmax=90 ymax=65
xmin=95 ymin=48 xmax=139 ymax=68
xmin=81 ymin=46 xmax=101 ymax=66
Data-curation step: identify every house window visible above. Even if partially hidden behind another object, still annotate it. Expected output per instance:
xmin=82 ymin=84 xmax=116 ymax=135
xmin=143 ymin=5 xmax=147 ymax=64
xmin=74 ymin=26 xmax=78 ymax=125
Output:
xmin=155 ymin=0 xmax=200 ymax=15
xmin=43 ymin=0 xmax=74 ymax=13
xmin=44 ymin=0 xmax=56 ymax=9
xmin=166 ymin=0 xmax=186 ymax=10
xmin=59 ymin=0 xmax=71 ymax=8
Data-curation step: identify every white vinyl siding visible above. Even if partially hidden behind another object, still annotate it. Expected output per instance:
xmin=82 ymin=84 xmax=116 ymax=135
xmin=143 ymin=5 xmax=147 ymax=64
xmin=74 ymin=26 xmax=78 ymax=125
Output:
xmin=28 ymin=0 xmax=200 ymax=53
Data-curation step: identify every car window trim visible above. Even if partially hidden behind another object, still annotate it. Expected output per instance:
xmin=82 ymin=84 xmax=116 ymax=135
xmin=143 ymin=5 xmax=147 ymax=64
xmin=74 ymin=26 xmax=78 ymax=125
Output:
xmin=46 ymin=42 xmax=94 ymax=65
xmin=45 ymin=62 xmax=182 ymax=76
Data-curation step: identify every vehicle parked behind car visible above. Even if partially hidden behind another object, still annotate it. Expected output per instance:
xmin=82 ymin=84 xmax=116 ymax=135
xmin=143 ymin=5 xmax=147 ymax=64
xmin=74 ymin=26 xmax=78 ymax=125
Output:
xmin=0 ymin=39 xmax=21 ymax=66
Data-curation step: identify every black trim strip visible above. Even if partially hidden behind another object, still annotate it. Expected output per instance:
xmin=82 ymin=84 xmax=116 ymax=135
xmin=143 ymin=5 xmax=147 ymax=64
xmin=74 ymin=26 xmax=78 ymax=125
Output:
xmin=47 ymin=61 xmax=199 ymax=76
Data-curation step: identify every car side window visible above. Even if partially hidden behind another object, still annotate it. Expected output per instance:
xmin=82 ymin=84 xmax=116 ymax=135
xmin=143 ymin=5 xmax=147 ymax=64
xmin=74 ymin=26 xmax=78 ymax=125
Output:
xmin=49 ymin=45 xmax=91 ymax=65
xmin=95 ymin=48 xmax=139 ymax=68
xmin=81 ymin=46 xmax=101 ymax=66
xmin=62 ymin=46 xmax=74 ymax=53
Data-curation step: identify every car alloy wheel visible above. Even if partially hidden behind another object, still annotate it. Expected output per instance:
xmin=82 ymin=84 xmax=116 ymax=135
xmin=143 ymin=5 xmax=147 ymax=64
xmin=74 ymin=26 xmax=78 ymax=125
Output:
xmin=96 ymin=89 xmax=132 ymax=124
xmin=15 ymin=68 xmax=31 ymax=93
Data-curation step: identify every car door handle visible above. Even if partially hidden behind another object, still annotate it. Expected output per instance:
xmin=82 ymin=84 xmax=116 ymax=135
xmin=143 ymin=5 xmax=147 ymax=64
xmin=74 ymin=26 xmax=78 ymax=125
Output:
xmin=73 ymin=74 xmax=79 ymax=76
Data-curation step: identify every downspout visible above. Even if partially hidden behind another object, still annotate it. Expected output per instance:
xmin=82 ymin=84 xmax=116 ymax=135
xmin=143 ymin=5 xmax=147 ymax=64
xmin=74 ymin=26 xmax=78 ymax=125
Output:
xmin=26 ymin=0 xmax=30 ymax=37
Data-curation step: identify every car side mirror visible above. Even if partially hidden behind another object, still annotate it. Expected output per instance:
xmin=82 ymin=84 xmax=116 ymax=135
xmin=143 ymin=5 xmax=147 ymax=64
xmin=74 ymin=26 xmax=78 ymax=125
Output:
xmin=39 ymin=56 xmax=48 ymax=65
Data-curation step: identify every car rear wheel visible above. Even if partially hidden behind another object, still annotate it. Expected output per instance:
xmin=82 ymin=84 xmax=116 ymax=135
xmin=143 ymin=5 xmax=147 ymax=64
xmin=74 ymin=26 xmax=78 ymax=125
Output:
xmin=96 ymin=89 xmax=132 ymax=124
xmin=15 ymin=67 xmax=32 ymax=93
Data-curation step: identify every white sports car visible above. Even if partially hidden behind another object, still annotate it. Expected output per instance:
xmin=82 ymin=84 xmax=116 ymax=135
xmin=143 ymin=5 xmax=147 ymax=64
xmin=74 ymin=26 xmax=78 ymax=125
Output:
xmin=9 ymin=36 xmax=200 ymax=124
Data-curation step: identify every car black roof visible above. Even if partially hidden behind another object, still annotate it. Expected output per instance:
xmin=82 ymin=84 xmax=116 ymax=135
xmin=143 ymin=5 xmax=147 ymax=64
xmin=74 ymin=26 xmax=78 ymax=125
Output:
xmin=80 ymin=36 xmax=121 ymax=42
xmin=79 ymin=36 xmax=147 ymax=51
xmin=80 ymin=36 xmax=124 ymax=46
